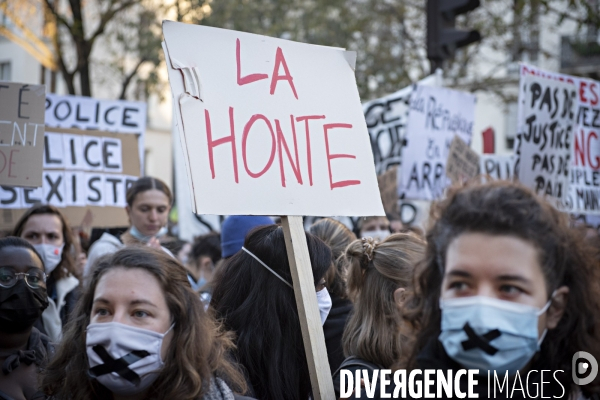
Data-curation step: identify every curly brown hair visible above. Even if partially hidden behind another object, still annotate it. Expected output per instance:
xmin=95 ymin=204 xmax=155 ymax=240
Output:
xmin=40 ymin=246 xmax=247 ymax=399
xmin=403 ymin=180 xmax=600 ymax=397
xmin=12 ymin=204 xmax=77 ymax=281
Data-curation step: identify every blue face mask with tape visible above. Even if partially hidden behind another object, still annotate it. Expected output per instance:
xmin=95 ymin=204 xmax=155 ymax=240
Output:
xmin=438 ymin=295 xmax=553 ymax=376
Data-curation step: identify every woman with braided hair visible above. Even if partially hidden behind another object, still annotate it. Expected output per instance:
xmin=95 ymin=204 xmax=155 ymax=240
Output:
xmin=332 ymin=233 xmax=426 ymax=399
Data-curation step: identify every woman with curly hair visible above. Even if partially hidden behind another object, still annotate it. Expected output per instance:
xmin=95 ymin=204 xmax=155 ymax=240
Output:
xmin=403 ymin=180 xmax=600 ymax=399
xmin=41 ymin=247 xmax=253 ymax=400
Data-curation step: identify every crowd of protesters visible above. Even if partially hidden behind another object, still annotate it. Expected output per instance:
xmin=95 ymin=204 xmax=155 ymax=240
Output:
xmin=1 ymin=175 xmax=599 ymax=400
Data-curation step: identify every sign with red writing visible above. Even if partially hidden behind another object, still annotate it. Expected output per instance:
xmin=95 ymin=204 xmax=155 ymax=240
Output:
xmin=520 ymin=64 xmax=600 ymax=214
xmin=162 ymin=21 xmax=384 ymax=216
xmin=0 ymin=82 xmax=45 ymax=187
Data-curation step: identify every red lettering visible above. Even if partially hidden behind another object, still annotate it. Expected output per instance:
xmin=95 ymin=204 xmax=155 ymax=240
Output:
xmin=323 ymin=123 xmax=360 ymax=190
xmin=242 ymin=114 xmax=276 ymax=178
xmin=236 ymin=39 xmax=268 ymax=86
xmin=591 ymin=82 xmax=599 ymax=106
xmin=270 ymin=47 xmax=298 ymax=99
xmin=575 ymin=129 xmax=586 ymax=167
xmin=276 ymin=116 xmax=303 ymax=187
xmin=588 ymin=130 xmax=600 ymax=170
xmin=296 ymin=115 xmax=325 ymax=186
xmin=580 ymin=81 xmax=588 ymax=104
xmin=205 ymin=108 xmax=239 ymax=183
xmin=8 ymin=149 xmax=19 ymax=178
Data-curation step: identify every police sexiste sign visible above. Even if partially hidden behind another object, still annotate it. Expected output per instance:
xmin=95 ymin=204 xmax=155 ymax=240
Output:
xmin=163 ymin=21 xmax=384 ymax=217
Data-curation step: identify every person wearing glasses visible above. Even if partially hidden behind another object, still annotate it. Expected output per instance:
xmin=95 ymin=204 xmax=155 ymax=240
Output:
xmin=0 ymin=237 xmax=54 ymax=400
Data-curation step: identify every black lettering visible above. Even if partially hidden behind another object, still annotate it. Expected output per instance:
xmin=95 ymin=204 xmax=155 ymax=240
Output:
xmin=69 ymin=139 xmax=77 ymax=165
xmin=103 ymin=140 xmax=119 ymax=169
xmin=530 ymin=82 xmax=542 ymax=108
xmin=44 ymin=135 xmax=62 ymax=164
xmin=23 ymin=188 xmax=41 ymax=205
xmin=72 ymin=174 xmax=77 ymax=202
xmin=0 ymin=185 xmax=17 ymax=205
xmin=84 ymin=140 xmax=101 ymax=167
xmin=122 ymin=107 xmax=139 ymax=128
xmin=45 ymin=174 xmax=63 ymax=202
xmin=18 ymin=85 xmax=30 ymax=119
xmin=54 ymin=100 xmax=72 ymax=121
xmin=104 ymin=106 xmax=118 ymax=125
xmin=76 ymin=104 xmax=90 ymax=122
xmin=105 ymin=177 xmax=121 ymax=204
xmin=87 ymin=177 xmax=102 ymax=202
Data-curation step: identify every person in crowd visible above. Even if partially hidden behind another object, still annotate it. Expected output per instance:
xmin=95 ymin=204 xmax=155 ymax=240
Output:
xmin=309 ymin=218 xmax=356 ymax=375
xmin=187 ymin=232 xmax=222 ymax=303
xmin=162 ymin=239 xmax=191 ymax=265
xmin=41 ymin=246 xmax=254 ymax=400
xmin=0 ymin=237 xmax=54 ymax=400
xmin=12 ymin=205 xmax=80 ymax=342
xmin=333 ymin=233 xmax=426 ymax=399
xmin=210 ymin=225 xmax=332 ymax=400
xmin=356 ymin=216 xmax=390 ymax=242
xmin=403 ymin=181 xmax=600 ymax=399
xmin=220 ymin=216 xmax=274 ymax=259
xmin=84 ymin=176 xmax=173 ymax=277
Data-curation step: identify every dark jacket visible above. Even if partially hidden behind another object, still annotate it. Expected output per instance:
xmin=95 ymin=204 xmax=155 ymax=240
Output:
xmin=323 ymin=294 xmax=353 ymax=375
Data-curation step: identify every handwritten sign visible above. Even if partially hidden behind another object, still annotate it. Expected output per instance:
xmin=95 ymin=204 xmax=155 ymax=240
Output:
xmin=520 ymin=64 xmax=600 ymax=214
xmin=45 ymin=93 xmax=146 ymax=173
xmin=446 ymin=135 xmax=480 ymax=184
xmin=377 ymin=166 xmax=399 ymax=218
xmin=0 ymin=127 xmax=140 ymax=230
xmin=163 ymin=21 xmax=383 ymax=217
xmin=399 ymin=85 xmax=476 ymax=200
xmin=0 ymin=82 xmax=45 ymax=187
xmin=480 ymin=154 xmax=515 ymax=181
xmin=516 ymin=74 xmax=576 ymax=207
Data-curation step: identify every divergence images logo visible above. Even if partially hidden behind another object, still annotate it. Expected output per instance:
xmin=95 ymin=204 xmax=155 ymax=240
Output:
xmin=572 ymin=351 xmax=598 ymax=386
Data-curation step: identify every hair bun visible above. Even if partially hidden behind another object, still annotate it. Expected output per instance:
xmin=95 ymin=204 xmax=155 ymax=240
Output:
xmin=361 ymin=237 xmax=376 ymax=263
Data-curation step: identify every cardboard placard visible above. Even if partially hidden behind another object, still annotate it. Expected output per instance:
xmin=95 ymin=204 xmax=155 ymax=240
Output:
xmin=519 ymin=64 xmax=600 ymax=214
xmin=399 ymin=85 xmax=476 ymax=200
xmin=0 ymin=127 xmax=140 ymax=230
xmin=163 ymin=21 xmax=384 ymax=217
xmin=446 ymin=135 xmax=480 ymax=184
xmin=0 ymin=82 xmax=46 ymax=187
xmin=515 ymin=74 xmax=576 ymax=208
xmin=45 ymin=93 xmax=146 ymax=173
xmin=377 ymin=166 xmax=399 ymax=218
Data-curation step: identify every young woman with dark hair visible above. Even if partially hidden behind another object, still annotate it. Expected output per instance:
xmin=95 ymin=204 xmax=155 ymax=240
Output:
xmin=403 ymin=180 xmax=600 ymax=399
xmin=309 ymin=218 xmax=357 ymax=375
xmin=84 ymin=176 xmax=174 ymax=277
xmin=0 ymin=237 xmax=53 ymax=400
xmin=41 ymin=246 xmax=252 ymax=400
xmin=12 ymin=204 xmax=80 ymax=341
xmin=210 ymin=224 xmax=332 ymax=400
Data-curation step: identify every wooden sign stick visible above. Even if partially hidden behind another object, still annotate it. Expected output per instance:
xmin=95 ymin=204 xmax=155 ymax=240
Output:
xmin=281 ymin=216 xmax=335 ymax=400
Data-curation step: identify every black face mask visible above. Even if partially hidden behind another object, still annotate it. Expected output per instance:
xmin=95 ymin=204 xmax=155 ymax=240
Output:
xmin=0 ymin=280 xmax=49 ymax=333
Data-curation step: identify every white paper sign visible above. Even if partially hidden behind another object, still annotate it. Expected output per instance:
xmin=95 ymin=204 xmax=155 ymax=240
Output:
xmin=399 ymin=85 xmax=476 ymax=200
xmin=45 ymin=94 xmax=146 ymax=173
xmin=516 ymin=74 xmax=576 ymax=207
xmin=480 ymin=154 xmax=515 ymax=181
xmin=519 ymin=64 xmax=600 ymax=214
xmin=162 ymin=21 xmax=384 ymax=216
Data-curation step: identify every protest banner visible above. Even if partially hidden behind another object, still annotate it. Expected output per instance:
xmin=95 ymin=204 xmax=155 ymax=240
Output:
xmin=0 ymin=127 xmax=140 ymax=230
xmin=446 ymin=135 xmax=480 ymax=184
xmin=399 ymin=85 xmax=476 ymax=200
xmin=363 ymin=73 xmax=441 ymax=175
xmin=0 ymin=82 xmax=45 ymax=187
xmin=163 ymin=20 xmax=384 ymax=398
xmin=520 ymin=64 xmax=600 ymax=214
xmin=479 ymin=154 xmax=515 ymax=181
xmin=515 ymin=74 xmax=577 ymax=208
xmin=45 ymin=93 xmax=147 ymax=173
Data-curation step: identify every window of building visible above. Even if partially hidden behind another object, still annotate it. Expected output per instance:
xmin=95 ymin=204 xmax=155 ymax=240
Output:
xmin=0 ymin=62 xmax=11 ymax=81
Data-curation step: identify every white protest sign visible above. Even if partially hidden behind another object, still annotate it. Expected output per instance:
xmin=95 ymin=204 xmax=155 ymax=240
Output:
xmin=363 ymin=73 xmax=441 ymax=175
xmin=399 ymin=85 xmax=476 ymax=200
xmin=480 ymin=154 xmax=515 ymax=181
xmin=520 ymin=64 xmax=600 ymax=214
xmin=162 ymin=21 xmax=383 ymax=217
xmin=516 ymin=74 xmax=576 ymax=208
xmin=45 ymin=94 xmax=146 ymax=173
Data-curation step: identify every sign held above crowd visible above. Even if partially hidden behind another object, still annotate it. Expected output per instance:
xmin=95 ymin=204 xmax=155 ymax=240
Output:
xmin=0 ymin=82 xmax=46 ymax=188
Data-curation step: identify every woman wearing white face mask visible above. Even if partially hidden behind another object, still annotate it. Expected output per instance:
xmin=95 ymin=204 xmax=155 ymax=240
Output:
xmin=210 ymin=224 xmax=332 ymax=400
xmin=13 ymin=204 xmax=80 ymax=342
xmin=41 ymin=247 xmax=254 ymax=400
xmin=402 ymin=181 xmax=600 ymax=399
xmin=332 ymin=233 xmax=425 ymax=399
xmin=84 ymin=176 xmax=173 ymax=278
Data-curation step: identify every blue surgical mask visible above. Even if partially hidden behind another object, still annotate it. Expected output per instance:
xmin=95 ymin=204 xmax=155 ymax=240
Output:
xmin=129 ymin=225 xmax=168 ymax=243
xmin=438 ymin=295 xmax=552 ymax=376
xmin=316 ymin=287 xmax=332 ymax=325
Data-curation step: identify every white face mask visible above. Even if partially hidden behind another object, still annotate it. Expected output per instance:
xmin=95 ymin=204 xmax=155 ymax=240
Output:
xmin=316 ymin=287 xmax=332 ymax=325
xmin=32 ymin=244 xmax=63 ymax=276
xmin=129 ymin=225 xmax=168 ymax=243
xmin=361 ymin=229 xmax=390 ymax=242
xmin=86 ymin=321 xmax=174 ymax=395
